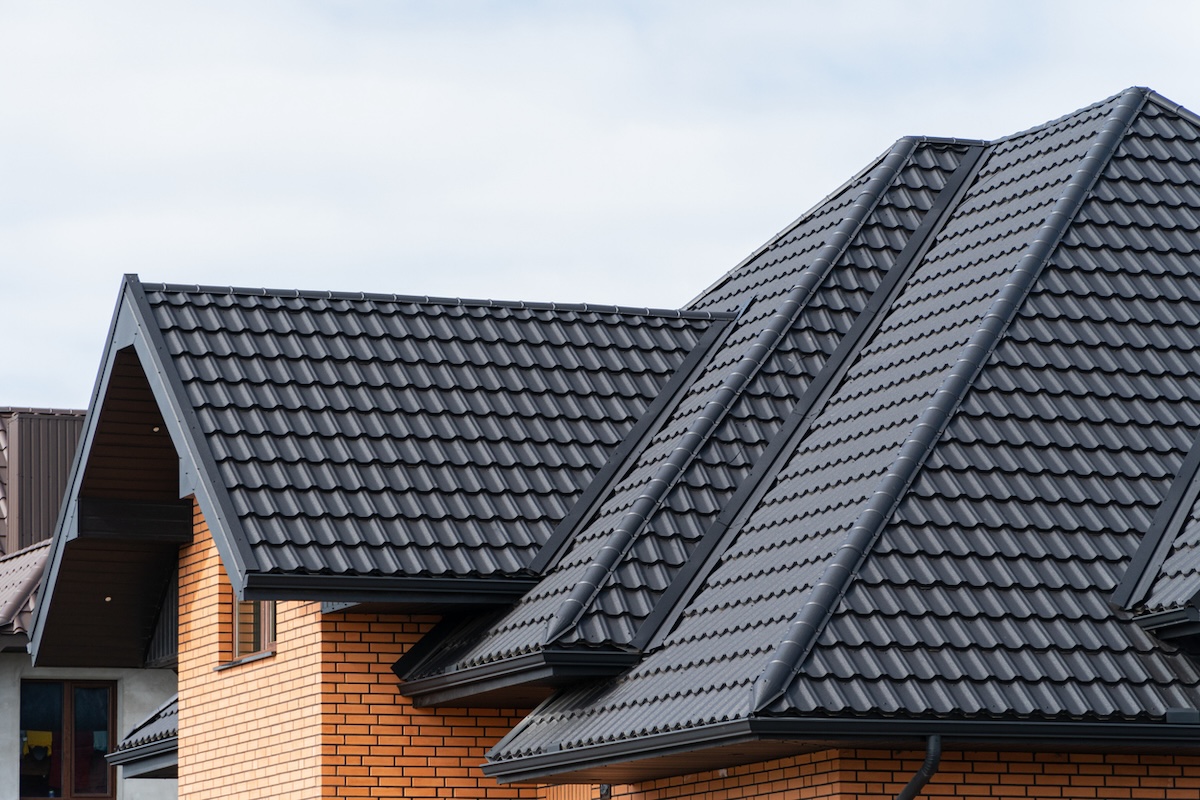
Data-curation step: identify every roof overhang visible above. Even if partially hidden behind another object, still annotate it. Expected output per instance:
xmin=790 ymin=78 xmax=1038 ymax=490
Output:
xmin=483 ymin=716 xmax=1200 ymax=784
xmin=30 ymin=277 xmax=213 ymax=666
xmin=396 ymin=647 xmax=641 ymax=708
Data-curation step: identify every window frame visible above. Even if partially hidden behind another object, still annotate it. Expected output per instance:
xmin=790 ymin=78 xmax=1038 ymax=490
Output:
xmin=230 ymin=598 xmax=277 ymax=663
xmin=19 ymin=679 xmax=117 ymax=800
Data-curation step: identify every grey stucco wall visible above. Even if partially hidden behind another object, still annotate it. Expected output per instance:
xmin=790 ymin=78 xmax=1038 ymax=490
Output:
xmin=0 ymin=652 xmax=177 ymax=800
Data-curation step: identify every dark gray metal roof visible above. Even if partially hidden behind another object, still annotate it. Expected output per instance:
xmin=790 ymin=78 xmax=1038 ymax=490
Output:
xmin=31 ymin=83 xmax=1200 ymax=783
xmin=398 ymin=139 xmax=980 ymax=696
xmin=483 ymin=88 xmax=1200 ymax=781
xmin=34 ymin=284 xmax=724 ymax=615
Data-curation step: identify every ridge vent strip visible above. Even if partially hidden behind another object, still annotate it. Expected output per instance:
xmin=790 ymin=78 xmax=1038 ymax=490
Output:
xmin=635 ymin=141 xmax=989 ymax=652
xmin=541 ymin=137 xmax=922 ymax=644
xmin=749 ymin=86 xmax=1149 ymax=713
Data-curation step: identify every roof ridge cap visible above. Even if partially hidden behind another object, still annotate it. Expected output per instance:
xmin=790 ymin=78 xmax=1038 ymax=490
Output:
xmin=141 ymin=281 xmax=721 ymax=321
xmin=541 ymin=138 xmax=922 ymax=646
xmin=748 ymin=86 xmax=1149 ymax=714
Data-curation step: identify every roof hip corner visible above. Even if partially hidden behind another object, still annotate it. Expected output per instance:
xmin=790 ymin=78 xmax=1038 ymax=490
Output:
xmin=747 ymin=88 xmax=1149 ymax=715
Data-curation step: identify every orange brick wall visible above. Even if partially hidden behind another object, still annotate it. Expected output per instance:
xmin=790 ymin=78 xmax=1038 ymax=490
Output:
xmin=596 ymin=749 xmax=1200 ymax=800
xmin=178 ymin=505 xmax=324 ymax=799
xmin=319 ymin=610 xmax=540 ymax=799
xmin=177 ymin=502 xmax=543 ymax=799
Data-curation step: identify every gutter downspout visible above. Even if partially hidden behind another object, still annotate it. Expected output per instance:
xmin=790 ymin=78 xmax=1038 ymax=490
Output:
xmin=895 ymin=734 xmax=942 ymax=800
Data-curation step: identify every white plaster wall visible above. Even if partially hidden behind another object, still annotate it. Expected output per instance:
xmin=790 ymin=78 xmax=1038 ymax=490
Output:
xmin=0 ymin=652 xmax=177 ymax=800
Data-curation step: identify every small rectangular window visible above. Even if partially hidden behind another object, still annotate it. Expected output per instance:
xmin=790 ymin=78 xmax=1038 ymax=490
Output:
xmin=234 ymin=599 xmax=276 ymax=659
xmin=20 ymin=681 xmax=115 ymax=800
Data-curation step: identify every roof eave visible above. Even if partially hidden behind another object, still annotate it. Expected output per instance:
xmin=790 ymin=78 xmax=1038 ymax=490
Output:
xmin=398 ymin=647 xmax=641 ymax=707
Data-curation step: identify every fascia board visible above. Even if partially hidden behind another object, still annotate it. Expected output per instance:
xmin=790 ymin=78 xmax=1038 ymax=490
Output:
xmin=398 ymin=647 xmax=640 ymax=707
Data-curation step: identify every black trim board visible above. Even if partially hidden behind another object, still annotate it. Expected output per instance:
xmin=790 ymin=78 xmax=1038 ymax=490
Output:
xmin=106 ymin=737 xmax=178 ymax=779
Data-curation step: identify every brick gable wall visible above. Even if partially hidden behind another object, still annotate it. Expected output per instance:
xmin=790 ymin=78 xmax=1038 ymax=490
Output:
xmin=177 ymin=501 xmax=541 ymax=799
xmin=319 ymin=610 xmax=539 ymax=799
xmin=178 ymin=506 xmax=324 ymax=799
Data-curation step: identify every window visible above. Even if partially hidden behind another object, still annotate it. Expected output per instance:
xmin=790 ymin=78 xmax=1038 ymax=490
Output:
xmin=233 ymin=599 xmax=276 ymax=659
xmin=19 ymin=681 xmax=115 ymax=800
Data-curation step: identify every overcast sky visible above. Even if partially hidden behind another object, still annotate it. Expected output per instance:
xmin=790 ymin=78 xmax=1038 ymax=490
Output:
xmin=3 ymin=1 xmax=1200 ymax=408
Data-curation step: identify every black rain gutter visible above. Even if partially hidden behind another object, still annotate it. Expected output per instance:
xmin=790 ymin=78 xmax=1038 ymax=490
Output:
xmin=1112 ymin=423 xmax=1200 ymax=610
xmin=106 ymin=736 xmax=177 ymax=768
xmin=528 ymin=311 xmax=737 ymax=574
xmin=633 ymin=141 xmax=989 ymax=652
xmin=895 ymin=735 xmax=941 ymax=800
xmin=749 ymin=86 xmax=1149 ymax=713
xmin=397 ymin=648 xmax=641 ymax=706
xmin=542 ymin=136 xmax=922 ymax=645
xmin=242 ymin=572 xmax=539 ymax=604
xmin=484 ymin=715 xmax=1200 ymax=784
